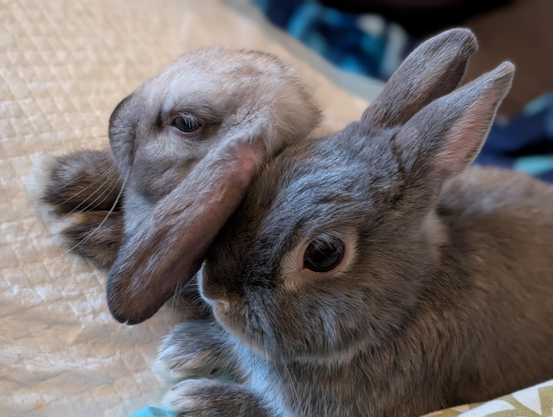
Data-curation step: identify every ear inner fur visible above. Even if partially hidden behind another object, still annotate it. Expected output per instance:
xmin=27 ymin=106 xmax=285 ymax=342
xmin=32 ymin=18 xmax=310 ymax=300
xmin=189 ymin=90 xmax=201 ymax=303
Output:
xmin=397 ymin=61 xmax=514 ymax=182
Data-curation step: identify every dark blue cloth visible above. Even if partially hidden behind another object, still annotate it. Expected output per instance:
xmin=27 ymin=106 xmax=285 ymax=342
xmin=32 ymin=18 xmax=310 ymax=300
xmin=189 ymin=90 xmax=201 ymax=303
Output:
xmin=475 ymin=94 xmax=553 ymax=182
xmin=255 ymin=0 xmax=413 ymax=79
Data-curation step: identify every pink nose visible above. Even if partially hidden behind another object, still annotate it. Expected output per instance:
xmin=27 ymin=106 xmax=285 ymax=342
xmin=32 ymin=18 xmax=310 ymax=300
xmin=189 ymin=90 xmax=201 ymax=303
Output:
xmin=213 ymin=299 xmax=230 ymax=312
xmin=199 ymin=270 xmax=230 ymax=310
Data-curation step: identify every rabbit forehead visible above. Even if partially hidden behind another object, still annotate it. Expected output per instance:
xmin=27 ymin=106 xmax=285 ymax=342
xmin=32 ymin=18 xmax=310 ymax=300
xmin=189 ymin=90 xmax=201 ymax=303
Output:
xmin=141 ymin=47 xmax=300 ymax=116
xmin=249 ymin=123 xmax=401 ymax=232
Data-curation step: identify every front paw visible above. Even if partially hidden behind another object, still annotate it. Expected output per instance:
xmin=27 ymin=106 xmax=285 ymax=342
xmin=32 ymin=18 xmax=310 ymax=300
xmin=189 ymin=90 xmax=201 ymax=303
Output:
xmin=28 ymin=151 xmax=124 ymax=267
xmin=28 ymin=150 xmax=122 ymax=214
xmin=162 ymin=379 xmax=267 ymax=417
xmin=156 ymin=320 xmax=234 ymax=382
xmin=50 ymin=211 xmax=123 ymax=267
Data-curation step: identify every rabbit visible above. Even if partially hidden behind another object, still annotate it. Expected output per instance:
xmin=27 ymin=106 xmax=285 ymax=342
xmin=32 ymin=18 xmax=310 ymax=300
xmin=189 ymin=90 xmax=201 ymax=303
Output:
xmin=29 ymin=47 xmax=323 ymax=324
xmin=154 ymin=29 xmax=553 ymax=417
xmin=31 ymin=29 xmax=553 ymax=416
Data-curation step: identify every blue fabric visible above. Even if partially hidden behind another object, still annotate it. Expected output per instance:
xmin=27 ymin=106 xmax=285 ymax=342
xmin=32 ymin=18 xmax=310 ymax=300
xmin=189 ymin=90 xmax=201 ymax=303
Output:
xmin=255 ymin=0 xmax=412 ymax=79
xmin=126 ymin=407 xmax=177 ymax=417
xmin=475 ymin=94 xmax=553 ymax=182
xmin=256 ymin=0 xmax=553 ymax=182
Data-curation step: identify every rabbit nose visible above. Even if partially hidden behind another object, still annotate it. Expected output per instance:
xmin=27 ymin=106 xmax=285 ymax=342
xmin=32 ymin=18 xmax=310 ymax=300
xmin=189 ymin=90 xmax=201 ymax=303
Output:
xmin=200 ymin=270 xmax=231 ymax=309
xmin=213 ymin=300 xmax=230 ymax=312
xmin=203 ymin=290 xmax=231 ymax=312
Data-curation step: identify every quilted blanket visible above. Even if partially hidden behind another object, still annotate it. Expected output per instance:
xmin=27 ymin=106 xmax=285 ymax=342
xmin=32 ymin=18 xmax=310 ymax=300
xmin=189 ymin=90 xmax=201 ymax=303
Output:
xmin=0 ymin=1 xmax=369 ymax=416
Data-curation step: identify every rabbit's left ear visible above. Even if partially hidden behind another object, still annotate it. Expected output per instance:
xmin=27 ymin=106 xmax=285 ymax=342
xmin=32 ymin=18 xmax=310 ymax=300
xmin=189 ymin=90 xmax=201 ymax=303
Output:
xmin=397 ymin=62 xmax=514 ymax=182
xmin=106 ymin=144 xmax=262 ymax=325
xmin=362 ymin=28 xmax=477 ymax=129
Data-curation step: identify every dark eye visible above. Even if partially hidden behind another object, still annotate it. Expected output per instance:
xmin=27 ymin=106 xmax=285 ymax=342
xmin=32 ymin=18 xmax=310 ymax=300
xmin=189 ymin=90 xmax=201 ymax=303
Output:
xmin=171 ymin=114 xmax=201 ymax=133
xmin=303 ymin=238 xmax=345 ymax=273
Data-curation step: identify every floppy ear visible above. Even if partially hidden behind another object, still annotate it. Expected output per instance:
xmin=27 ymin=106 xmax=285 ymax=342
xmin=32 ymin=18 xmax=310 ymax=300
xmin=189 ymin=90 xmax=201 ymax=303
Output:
xmin=396 ymin=61 xmax=514 ymax=183
xmin=106 ymin=142 xmax=263 ymax=324
xmin=362 ymin=28 xmax=477 ymax=129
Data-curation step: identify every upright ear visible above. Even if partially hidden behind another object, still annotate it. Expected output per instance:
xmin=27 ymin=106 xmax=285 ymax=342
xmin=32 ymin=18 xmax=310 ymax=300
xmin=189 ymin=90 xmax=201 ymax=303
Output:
xmin=397 ymin=61 xmax=514 ymax=183
xmin=362 ymin=28 xmax=477 ymax=129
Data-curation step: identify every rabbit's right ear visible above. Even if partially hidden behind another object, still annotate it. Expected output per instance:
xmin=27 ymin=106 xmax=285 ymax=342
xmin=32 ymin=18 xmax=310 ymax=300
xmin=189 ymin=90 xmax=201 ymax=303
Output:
xmin=397 ymin=61 xmax=514 ymax=186
xmin=362 ymin=28 xmax=477 ymax=129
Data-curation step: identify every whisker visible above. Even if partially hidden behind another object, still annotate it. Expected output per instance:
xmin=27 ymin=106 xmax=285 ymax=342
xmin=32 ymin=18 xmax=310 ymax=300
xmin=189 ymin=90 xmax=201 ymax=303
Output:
xmin=54 ymin=172 xmax=128 ymax=260
xmin=171 ymin=282 xmax=179 ymax=317
xmin=76 ymin=172 xmax=120 ymax=213
xmin=58 ymin=164 xmax=117 ymax=207
xmin=52 ymin=156 xmax=112 ymax=192
xmin=84 ymin=134 xmax=109 ymax=139
xmin=283 ymin=358 xmax=301 ymax=408
xmin=87 ymin=178 xmax=122 ymax=212
xmin=63 ymin=168 xmax=118 ymax=217
xmin=263 ymin=332 xmax=270 ymax=384
xmin=68 ymin=134 xmax=110 ymax=142
xmin=172 ymin=274 xmax=189 ymax=318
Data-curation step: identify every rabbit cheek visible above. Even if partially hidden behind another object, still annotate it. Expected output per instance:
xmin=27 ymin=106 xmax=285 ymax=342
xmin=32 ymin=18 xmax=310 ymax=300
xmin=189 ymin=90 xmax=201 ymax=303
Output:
xmin=131 ymin=159 xmax=193 ymax=203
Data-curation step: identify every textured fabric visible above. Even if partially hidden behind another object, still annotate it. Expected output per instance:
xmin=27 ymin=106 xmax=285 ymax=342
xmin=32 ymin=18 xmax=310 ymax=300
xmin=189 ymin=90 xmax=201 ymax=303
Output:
xmin=0 ymin=1 xmax=368 ymax=416
xmin=424 ymin=404 xmax=484 ymax=417
xmin=425 ymin=380 xmax=553 ymax=417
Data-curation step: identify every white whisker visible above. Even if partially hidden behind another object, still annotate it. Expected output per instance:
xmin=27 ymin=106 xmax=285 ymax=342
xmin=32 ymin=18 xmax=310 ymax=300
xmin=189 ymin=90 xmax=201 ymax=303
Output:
xmin=48 ymin=157 xmax=111 ymax=196
xmin=58 ymin=164 xmax=117 ymax=207
xmin=63 ymin=168 xmax=118 ymax=216
xmin=86 ymin=179 xmax=121 ymax=212
xmin=54 ymin=172 xmax=128 ymax=260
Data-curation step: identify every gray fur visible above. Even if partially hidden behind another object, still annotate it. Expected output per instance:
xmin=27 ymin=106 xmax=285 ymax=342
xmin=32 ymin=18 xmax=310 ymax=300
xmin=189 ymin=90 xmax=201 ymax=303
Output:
xmin=28 ymin=149 xmax=124 ymax=267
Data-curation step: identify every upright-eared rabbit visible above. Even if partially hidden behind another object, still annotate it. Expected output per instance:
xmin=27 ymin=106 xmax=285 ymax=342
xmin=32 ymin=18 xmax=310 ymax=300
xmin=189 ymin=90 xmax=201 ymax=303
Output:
xmin=31 ymin=30 xmax=553 ymax=416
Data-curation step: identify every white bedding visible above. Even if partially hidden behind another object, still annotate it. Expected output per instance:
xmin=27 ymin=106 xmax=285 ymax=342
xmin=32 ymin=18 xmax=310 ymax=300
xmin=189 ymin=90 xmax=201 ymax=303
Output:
xmin=0 ymin=1 xmax=370 ymax=416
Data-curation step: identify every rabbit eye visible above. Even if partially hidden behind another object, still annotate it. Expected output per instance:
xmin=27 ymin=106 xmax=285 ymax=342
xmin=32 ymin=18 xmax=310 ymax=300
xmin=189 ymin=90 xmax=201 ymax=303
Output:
xmin=171 ymin=114 xmax=201 ymax=133
xmin=303 ymin=238 xmax=344 ymax=273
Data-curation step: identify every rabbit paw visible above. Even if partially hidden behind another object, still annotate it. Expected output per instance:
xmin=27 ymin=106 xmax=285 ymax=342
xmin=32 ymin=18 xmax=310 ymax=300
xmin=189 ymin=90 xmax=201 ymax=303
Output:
xmin=156 ymin=320 xmax=234 ymax=382
xmin=162 ymin=378 xmax=268 ymax=417
xmin=28 ymin=150 xmax=123 ymax=214
xmin=50 ymin=210 xmax=123 ymax=267
xmin=28 ymin=150 xmax=124 ymax=267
